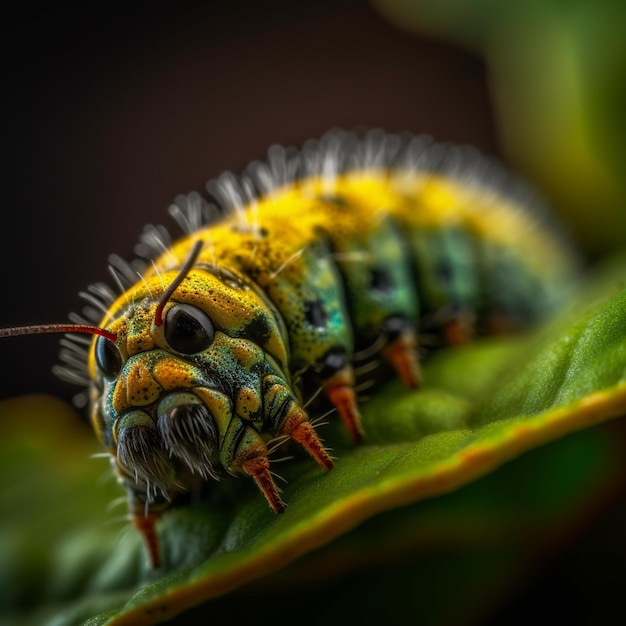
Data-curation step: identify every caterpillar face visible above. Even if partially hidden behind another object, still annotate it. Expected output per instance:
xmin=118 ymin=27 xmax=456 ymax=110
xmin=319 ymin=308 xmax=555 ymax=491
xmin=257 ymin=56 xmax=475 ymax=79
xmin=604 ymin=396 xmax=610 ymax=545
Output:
xmin=87 ymin=262 xmax=335 ymax=563
xmin=0 ymin=129 xmax=579 ymax=569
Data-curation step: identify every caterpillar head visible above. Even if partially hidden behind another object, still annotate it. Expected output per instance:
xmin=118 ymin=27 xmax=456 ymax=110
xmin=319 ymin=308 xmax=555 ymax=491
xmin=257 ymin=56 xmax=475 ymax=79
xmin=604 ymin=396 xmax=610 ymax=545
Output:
xmin=94 ymin=256 xmax=292 ymax=481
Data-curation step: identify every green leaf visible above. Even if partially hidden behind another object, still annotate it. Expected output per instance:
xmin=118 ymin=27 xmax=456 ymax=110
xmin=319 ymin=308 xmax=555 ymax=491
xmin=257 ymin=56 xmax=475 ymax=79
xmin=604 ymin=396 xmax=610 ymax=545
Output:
xmin=1 ymin=260 xmax=625 ymax=625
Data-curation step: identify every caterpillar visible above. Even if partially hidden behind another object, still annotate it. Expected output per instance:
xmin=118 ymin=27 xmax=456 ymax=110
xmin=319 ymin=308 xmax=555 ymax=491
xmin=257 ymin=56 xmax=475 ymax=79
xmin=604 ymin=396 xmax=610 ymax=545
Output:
xmin=0 ymin=129 xmax=577 ymax=568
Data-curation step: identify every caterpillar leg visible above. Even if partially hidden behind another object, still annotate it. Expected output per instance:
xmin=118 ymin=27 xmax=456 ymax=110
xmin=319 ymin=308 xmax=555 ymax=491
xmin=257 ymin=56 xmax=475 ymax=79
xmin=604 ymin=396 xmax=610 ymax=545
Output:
xmin=128 ymin=493 xmax=169 ymax=569
xmin=442 ymin=310 xmax=476 ymax=346
xmin=320 ymin=357 xmax=364 ymax=442
xmin=325 ymin=382 xmax=363 ymax=442
xmin=133 ymin=510 xmax=162 ymax=569
xmin=241 ymin=413 xmax=332 ymax=513
xmin=241 ymin=455 xmax=286 ymax=514
xmin=382 ymin=329 xmax=421 ymax=389
xmin=381 ymin=317 xmax=421 ymax=390
xmin=281 ymin=404 xmax=334 ymax=470
xmin=264 ymin=374 xmax=335 ymax=467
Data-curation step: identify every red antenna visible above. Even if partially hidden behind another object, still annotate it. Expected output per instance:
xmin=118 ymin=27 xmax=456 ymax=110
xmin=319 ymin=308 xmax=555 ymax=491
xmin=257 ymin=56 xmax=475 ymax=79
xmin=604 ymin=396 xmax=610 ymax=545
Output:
xmin=0 ymin=323 xmax=117 ymax=343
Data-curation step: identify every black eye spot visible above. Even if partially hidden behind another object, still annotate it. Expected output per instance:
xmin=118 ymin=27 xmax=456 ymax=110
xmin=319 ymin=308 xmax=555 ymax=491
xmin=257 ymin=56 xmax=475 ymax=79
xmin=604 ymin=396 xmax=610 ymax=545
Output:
xmin=95 ymin=336 xmax=123 ymax=378
xmin=164 ymin=304 xmax=215 ymax=354
xmin=436 ymin=261 xmax=453 ymax=283
xmin=370 ymin=267 xmax=393 ymax=293
xmin=304 ymin=300 xmax=327 ymax=329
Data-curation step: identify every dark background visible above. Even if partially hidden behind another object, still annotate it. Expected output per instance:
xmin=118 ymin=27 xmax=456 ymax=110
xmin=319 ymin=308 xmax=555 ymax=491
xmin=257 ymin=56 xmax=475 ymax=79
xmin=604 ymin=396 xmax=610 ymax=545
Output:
xmin=0 ymin=0 xmax=496 ymax=401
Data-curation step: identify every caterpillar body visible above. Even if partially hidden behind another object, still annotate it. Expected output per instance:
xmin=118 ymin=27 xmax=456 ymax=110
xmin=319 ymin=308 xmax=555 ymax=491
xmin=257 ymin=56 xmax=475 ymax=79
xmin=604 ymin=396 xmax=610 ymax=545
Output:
xmin=0 ymin=130 xmax=577 ymax=568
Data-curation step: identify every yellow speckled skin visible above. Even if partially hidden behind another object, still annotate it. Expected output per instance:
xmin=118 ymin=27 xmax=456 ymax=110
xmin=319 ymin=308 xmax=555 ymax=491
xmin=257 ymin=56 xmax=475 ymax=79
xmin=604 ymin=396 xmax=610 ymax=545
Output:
xmin=47 ymin=133 xmax=578 ymax=567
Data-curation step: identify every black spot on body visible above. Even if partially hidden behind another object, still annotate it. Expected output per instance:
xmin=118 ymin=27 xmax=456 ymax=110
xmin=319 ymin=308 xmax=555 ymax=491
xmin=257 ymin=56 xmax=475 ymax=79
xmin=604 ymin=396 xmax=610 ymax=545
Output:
xmin=370 ymin=267 xmax=393 ymax=293
xmin=304 ymin=300 xmax=327 ymax=329
xmin=244 ymin=314 xmax=273 ymax=345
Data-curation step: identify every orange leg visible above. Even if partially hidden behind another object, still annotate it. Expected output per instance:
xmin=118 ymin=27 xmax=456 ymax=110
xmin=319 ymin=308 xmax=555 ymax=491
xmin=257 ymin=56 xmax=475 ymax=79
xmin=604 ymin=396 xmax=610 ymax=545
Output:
xmin=326 ymin=384 xmax=364 ymax=442
xmin=382 ymin=328 xmax=421 ymax=390
xmin=282 ymin=405 xmax=334 ymax=470
xmin=241 ymin=455 xmax=286 ymax=514
xmin=321 ymin=364 xmax=364 ymax=442
xmin=442 ymin=311 xmax=476 ymax=346
xmin=133 ymin=511 xmax=162 ymax=569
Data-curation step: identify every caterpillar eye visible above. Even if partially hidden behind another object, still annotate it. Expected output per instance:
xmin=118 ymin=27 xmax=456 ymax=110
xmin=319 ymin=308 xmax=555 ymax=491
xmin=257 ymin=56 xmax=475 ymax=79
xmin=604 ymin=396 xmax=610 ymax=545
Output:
xmin=95 ymin=335 xmax=123 ymax=378
xmin=164 ymin=304 xmax=215 ymax=354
